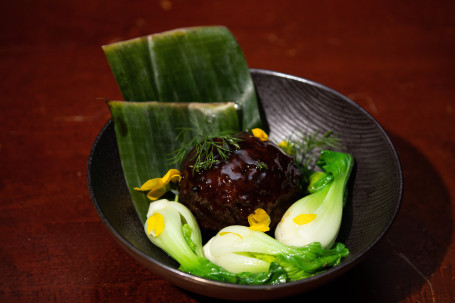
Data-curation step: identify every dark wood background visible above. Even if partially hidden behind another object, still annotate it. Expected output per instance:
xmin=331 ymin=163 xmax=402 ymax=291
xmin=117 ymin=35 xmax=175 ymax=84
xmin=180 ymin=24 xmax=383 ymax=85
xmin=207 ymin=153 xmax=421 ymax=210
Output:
xmin=1 ymin=0 xmax=454 ymax=302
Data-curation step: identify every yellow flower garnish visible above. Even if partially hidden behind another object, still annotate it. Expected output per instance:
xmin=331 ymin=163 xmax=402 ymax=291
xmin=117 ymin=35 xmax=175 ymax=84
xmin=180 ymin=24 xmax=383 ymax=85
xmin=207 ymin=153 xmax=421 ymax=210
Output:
xmin=219 ymin=231 xmax=243 ymax=239
xmin=162 ymin=169 xmax=182 ymax=183
xmin=278 ymin=140 xmax=293 ymax=155
xmin=146 ymin=212 xmax=165 ymax=237
xmin=293 ymin=214 xmax=317 ymax=225
xmin=134 ymin=169 xmax=181 ymax=201
xmin=248 ymin=208 xmax=271 ymax=232
xmin=251 ymin=128 xmax=268 ymax=141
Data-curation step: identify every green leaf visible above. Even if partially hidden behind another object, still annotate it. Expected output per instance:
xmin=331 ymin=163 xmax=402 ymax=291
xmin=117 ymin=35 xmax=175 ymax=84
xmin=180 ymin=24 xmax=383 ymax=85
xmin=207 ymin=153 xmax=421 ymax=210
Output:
xmin=275 ymin=242 xmax=349 ymax=281
xmin=181 ymin=256 xmax=288 ymax=285
xmin=181 ymin=223 xmax=198 ymax=254
xmin=307 ymin=171 xmax=334 ymax=193
xmin=103 ymin=26 xmax=262 ymax=130
xmin=107 ymin=101 xmax=240 ymax=223
xmin=235 ymin=262 xmax=288 ymax=285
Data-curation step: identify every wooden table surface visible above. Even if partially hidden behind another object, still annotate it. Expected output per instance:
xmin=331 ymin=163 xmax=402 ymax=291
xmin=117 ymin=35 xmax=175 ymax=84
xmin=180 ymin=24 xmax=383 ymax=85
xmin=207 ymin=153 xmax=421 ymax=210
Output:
xmin=1 ymin=0 xmax=454 ymax=302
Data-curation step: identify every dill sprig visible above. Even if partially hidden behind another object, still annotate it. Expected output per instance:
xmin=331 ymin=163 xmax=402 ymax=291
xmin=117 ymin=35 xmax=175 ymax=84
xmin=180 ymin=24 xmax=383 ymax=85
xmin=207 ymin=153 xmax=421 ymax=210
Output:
xmin=285 ymin=130 xmax=344 ymax=182
xmin=168 ymin=128 xmax=242 ymax=173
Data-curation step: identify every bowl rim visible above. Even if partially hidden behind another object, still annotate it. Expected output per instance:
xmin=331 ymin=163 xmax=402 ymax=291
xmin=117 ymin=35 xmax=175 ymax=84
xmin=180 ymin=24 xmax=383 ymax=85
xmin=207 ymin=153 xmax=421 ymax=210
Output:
xmin=87 ymin=68 xmax=403 ymax=296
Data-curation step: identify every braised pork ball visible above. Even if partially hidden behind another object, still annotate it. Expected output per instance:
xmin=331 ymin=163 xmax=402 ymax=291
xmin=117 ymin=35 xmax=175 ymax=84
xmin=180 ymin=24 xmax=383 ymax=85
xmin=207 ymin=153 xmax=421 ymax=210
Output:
xmin=179 ymin=132 xmax=302 ymax=231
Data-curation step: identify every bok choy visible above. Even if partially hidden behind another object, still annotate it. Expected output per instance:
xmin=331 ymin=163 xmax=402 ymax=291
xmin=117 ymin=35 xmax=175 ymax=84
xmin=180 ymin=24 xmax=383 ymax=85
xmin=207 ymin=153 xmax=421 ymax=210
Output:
xmin=144 ymin=199 xmax=288 ymax=284
xmin=144 ymin=199 xmax=348 ymax=284
xmin=203 ymin=225 xmax=349 ymax=281
xmin=275 ymin=150 xmax=354 ymax=249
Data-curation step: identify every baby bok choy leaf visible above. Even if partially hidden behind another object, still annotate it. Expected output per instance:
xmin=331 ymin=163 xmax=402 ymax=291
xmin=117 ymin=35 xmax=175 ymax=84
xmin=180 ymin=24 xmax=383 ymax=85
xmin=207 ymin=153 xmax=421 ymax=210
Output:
xmin=144 ymin=199 xmax=287 ymax=284
xmin=275 ymin=150 xmax=354 ymax=249
xmin=203 ymin=225 xmax=349 ymax=281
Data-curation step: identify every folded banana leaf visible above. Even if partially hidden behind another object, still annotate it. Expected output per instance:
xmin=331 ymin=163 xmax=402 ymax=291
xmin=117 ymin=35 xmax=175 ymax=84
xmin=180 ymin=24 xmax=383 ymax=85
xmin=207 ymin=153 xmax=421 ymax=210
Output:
xmin=103 ymin=26 xmax=262 ymax=130
xmin=107 ymin=101 xmax=240 ymax=223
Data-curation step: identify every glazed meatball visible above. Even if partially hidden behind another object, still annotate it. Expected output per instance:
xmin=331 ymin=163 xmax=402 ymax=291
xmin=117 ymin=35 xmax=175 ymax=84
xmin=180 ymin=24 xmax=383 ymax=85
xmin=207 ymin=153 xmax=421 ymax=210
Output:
xmin=179 ymin=132 xmax=302 ymax=230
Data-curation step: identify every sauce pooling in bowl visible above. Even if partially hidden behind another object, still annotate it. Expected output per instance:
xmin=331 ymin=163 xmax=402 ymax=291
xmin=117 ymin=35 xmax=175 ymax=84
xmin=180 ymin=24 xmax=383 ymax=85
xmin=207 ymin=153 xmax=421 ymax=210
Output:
xmin=179 ymin=132 xmax=302 ymax=231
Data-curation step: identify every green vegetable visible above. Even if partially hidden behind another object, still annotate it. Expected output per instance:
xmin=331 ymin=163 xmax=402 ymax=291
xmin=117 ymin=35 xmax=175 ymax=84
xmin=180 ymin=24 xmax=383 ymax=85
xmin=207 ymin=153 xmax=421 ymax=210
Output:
xmin=275 ymin=150 xmax=354 ymax=249
xmin=144 ymin=199 xmax=287 ymax=284
xmin=203 ymin=225 xmax=349 ymax=281
xmin=103 ymin=26 xmax=262 ymax=130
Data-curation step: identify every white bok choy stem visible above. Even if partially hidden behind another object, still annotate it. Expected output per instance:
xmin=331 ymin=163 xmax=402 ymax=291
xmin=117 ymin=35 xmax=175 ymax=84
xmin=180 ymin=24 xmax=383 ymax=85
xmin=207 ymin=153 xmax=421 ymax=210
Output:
xmin=145 ymin=199 xmax=204 ymax=265
xmin=202 ymin=223 xmax=350 ymax=280
xmin=203 ymin=225 xmax=290 ymax=274
xmin=275 ymin=150 xmax=354 ymax=249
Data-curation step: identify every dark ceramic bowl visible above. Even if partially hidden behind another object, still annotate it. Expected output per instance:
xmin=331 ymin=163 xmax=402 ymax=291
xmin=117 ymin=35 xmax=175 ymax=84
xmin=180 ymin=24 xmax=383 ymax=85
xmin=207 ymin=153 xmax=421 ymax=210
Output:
xmin=87 ymin=69 xmax=402 ymax=300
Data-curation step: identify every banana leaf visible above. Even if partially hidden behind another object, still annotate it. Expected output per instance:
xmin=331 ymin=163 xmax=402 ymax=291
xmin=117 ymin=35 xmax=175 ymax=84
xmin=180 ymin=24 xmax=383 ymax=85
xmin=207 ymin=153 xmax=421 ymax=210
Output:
xmin=103 ymin=26 xmax=261 ymax=130
xmin=107 ymin=101 xmax=240 ymax=223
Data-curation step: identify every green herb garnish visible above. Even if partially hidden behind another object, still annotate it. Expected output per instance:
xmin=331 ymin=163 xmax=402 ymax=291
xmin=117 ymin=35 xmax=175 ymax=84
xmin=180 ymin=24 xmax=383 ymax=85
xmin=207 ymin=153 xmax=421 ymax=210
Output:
xmin=169 ymin=129 xmax=242 ymax=173
xmin=279 ymin=130 xmax=344 ymax=185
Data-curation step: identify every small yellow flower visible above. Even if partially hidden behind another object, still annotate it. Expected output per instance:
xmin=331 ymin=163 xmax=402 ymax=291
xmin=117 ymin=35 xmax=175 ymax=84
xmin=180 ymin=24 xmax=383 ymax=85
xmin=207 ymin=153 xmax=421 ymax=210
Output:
xmin=248 ymin=208 xmax=271 ymax=232
xmin=134 ymin=169 xmax=181 ymax=201
xmin=251 ymin=128 xmax=268 ymax=141
xmin=293 ymin=214 xmax=317 ymax=225
xmin=278 ymin=140 xmax=293 ymax=155
xmin=146 ymin=212 xmax=165 ymax=237
xmin=162 ymin=169 xmax=182 ymax=183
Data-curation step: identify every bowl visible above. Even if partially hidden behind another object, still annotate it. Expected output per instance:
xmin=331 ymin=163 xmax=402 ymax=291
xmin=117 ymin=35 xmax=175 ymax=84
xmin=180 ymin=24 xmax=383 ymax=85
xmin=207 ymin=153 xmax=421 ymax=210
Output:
xmin=87 ymin=69 xmax=402 ymax=300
